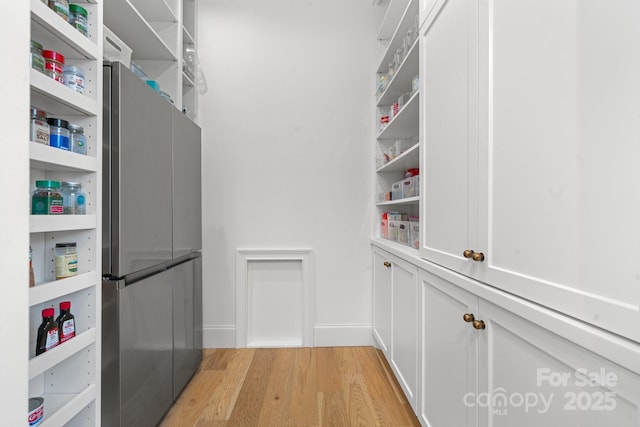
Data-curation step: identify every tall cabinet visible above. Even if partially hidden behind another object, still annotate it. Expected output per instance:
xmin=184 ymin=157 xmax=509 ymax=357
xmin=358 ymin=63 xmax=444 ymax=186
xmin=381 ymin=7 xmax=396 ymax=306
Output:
xmin=104 ymin=0 xmax=199 ymax=121
xmin=29 ymin=0 xmax=103 ymax=425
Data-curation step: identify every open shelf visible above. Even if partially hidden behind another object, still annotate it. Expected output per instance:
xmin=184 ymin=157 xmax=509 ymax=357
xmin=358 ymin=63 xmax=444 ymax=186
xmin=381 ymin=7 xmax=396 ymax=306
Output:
xmin=29 ymin=328 xmax=96 ymax=379
xmin=31 ymin=70 xmax=99 ymax=117
xmin=38 ymin=385 xmax=96 ymax=427
xmin=377 ymin=91 xmax=419 ymax=139
xmin=30 ymin=142 xmax=97 ymax=173
xmin=30 ymin=215 xmax=97 ymax=233
xmin=30 ymin=272 xmax=97 ymax=307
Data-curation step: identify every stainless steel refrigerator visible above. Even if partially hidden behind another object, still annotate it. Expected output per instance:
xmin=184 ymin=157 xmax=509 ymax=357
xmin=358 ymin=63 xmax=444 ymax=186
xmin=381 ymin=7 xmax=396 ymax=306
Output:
xmin=102 ymin=62 xmax=202 ymax=427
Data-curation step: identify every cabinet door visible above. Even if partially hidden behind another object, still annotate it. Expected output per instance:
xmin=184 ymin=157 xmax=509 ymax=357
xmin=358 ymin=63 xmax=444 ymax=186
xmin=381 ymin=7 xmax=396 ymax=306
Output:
xmin=390 ymin=256 xmax=419 ymax=411
xmin=373 ymin=248 xmax=392 ymax=356
xmin=420 ymin=0 xmax=479 ymax=276
xmin=476 ymin=0 xmax=640 ymax=342
xmin=478 ymin=299 xmax=640 ymax=427
xmin=420 ymin=268 xmax=478 ymax=427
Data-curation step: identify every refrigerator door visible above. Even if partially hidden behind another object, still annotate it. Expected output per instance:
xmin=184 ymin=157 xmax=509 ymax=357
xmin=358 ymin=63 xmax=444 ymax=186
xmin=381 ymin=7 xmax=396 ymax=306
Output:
xmin=102 ymin=270 xmax=174 ymax=427
xmin=103 ymin=63 xmax=173 ymax=278
xmin=172 ymin=254 xmax=203 ymax=399
xmin=172 ymin=110 xmax=202 ymax=259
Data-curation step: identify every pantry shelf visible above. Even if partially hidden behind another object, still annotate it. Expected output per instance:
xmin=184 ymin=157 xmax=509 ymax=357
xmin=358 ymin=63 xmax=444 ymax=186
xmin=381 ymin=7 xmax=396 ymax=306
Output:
xmin=39 ymin=385 xmax=97 ymax=427
xmin=376 ymin=0 xmax=418 ymax=73
xmin=376 ymin=196 xmax=420 ymax=207
xmin=30 ymin=272 xmax=97 ymax=307
xmin=30 ymin=142 xmax=98 ymax=173
xmin=377 ymin=39 xmax=419 ymax=106
xmin=377 ymin=91 xmax=419 ymax=139
xmin=30 ymin=215 xmax=97 ymax=233
xmin=30 ymin=0 xmax=99 ymax=61
xmin=31 ymin=70 xmax=99 ymax=117
xmin=377 ymin=143 xmax=419 ymax=173
xmin=29 ymin=328 xmax=96 ymax=380
xmin=377 ymin=0 xmax=411 ymax=40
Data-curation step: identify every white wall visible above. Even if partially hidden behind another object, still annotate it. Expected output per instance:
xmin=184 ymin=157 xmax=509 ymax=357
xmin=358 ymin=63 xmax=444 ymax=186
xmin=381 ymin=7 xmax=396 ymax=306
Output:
xmin=198 ymin=0 xmax=375 ymax=347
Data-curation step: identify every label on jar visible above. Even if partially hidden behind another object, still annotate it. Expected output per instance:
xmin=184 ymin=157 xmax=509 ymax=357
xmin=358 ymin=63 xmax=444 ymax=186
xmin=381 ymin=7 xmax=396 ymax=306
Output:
xmin=49 ymin=134 xmax=70 ymax=150
xmin=60 ymin=319 xmax=76 ymax=342
xmin=50 ymin=1 xmax=69 ymax=20
xmin=55 ymin=253 xmax=78 ymax=279
xmin=31 ymin=122 xmax=50 ymax=145
xmin=45 ymin=328 xmax=59 ymax=351
xmin=63 ymin=74 xmax=85 ymax=94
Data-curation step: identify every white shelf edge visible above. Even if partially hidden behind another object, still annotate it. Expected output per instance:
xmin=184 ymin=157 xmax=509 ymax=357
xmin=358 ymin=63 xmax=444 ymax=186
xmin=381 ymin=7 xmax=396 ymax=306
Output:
xmin=30 ymin=142 xmax=98 ymax=173
xmin=31 ymin=70 xmax=99 ymax=116
xmin=376 ymin=38 xmax=419 ymax=106
xmin=376 ymin=0 xmax=419 ymax=73
xmin=377 ymin=143 xmax=419 ymax=173
xmin=30 ymin=215 xmax=97 ymax=233
xmin=377 ymin=0 xmax=411 ymax=41
xmin=31 ymin=0 xmax=99 ymax=60
xmin=30 ymin=272 xmax=97 ymax=307
xmin=38 ymin=384 xmax=97 ymax=427
xmin=372 ymin=236 xmax=420 ymax=258
xmin=376 ymin=196 xmax=420 ymax=206
xmin=29 ymin=329 xmax=97 ymax=380
xmin=183 ymin=26 xmax=196 ymax=45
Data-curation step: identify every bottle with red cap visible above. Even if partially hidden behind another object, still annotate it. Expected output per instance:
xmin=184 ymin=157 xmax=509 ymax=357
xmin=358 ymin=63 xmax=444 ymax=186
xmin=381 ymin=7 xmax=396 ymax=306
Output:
xmin=56 ymin=301 xmax=76 ymax=344
xmin=36 ymin=308 xmax=59 ymax=356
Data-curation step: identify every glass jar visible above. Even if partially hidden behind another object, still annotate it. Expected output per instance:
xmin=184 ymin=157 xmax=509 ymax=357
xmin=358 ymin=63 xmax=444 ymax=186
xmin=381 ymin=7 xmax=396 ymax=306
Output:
xmin=69 ymin=124 xmax=87 ymax=155
xmin=55 ymin=243 xmax=77 ymax=280
xmin=32 ymin=180 xmax=63 ymax=215
xmin=69 ymin=4 xmax=89 ymax=37
xmin=48 ymin=0 xmax=69 ymax=21
xmin=63 ymin=65 xmax=85 ymax=94
xmin=43 ymin=50 xmax=65 ymax=84
xmin=30 ymin=40 xmax=45 ymax=73
xmin=47 ymin=118 xmax=70 ymax=151
xmin=61 ymin=181 xmax=86 ymax=215
xmin=30 ymin=107 xmax=50 ymax=145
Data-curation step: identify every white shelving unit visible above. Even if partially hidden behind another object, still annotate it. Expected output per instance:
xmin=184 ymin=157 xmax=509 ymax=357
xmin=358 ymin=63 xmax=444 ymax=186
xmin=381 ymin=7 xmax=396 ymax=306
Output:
xmin=29 ymin=0 xmax=102 ymax=425
xmin=374 ymin=0 xmax=420 ymax=252
xmin=104 ymin=0 xmax=200 ymax=121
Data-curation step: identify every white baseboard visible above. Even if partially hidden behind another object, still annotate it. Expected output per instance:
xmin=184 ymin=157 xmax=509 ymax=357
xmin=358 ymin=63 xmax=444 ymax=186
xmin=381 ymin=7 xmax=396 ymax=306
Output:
xmin=203 ymin=324 xmax=374 ymax=348
xmin=313 ymin=324 xmax=374 ymax=347
xmin=203 ymin=325 xmax=236 ymax=348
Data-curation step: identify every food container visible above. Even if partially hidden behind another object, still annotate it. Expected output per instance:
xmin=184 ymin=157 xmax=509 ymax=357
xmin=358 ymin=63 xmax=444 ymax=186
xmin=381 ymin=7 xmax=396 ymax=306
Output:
xmin=43 ymin=50 xmax=65 ymax=84
xmin=55 ymin=242 xmax=78 ymax=279
xmin=47 ymin=118 xmax=70 ymax=151
xmin=28 ymin=397 xmax=44 ymax=426
xmin=69 ymin=124 xmax=87 ymax=155
xmin=63 ymin=65 xmax=85 ymax=94
xmin=30 ymin=40 xmax=45 ymax=73
xmin=391 ymin=181 xmax=403 ymax=200
xmin=32 ymin=180 xmax=63 ymax=215
xmin=401 ymin=176 xmax=418 ymax=198
xmin=69 ymin=4 xmax=89 ymax=37
xmin=30 ymin=107 xmax=50 ymax=145
xmin=48 ymin=0 xmax=69 ymax=21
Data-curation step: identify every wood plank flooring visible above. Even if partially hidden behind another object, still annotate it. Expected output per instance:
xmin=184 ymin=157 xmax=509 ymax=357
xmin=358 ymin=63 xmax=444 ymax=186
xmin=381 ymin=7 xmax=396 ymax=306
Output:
xmin=159 ymin=347 xmax=421 ymax=427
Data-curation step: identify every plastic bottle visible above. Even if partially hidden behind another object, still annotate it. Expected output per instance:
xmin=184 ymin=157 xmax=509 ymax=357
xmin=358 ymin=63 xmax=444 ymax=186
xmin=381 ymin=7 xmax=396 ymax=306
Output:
xmin=36 ymin=308 xmax=59 ymax=355
xmin=56 ymin=301 xmax=76 ymax=343
xmin=69 ymin=124 xmax=87 ymax=155
xmin=61 ymin=181 xmax=86 ymax=214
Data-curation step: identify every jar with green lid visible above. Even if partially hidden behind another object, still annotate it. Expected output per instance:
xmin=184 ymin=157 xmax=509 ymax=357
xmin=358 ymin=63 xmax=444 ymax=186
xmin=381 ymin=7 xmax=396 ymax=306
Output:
xmin=32 ymin=180 xmax=63 ymax=215
xmin=69 ymin=4 xmax=89 ymax=37
xmin=48 ymin=0 xmax=69 ymax=21
xmin=30 ymin=40 xmax=45 ymax=73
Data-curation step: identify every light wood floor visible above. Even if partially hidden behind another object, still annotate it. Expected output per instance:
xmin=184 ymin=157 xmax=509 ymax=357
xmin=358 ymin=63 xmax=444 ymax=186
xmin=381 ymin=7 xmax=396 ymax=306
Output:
xmin=159 ymin=347 xmax=421 ymax=427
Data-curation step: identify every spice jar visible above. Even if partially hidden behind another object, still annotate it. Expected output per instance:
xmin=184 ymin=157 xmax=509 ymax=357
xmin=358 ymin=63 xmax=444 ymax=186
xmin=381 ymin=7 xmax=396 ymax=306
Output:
xmin=30 ymin=40 xmax=45 ymax=74
xmin=69 ymin=124 xmax=87 ymax=155
xmin=63 ymin=65 xmax=85 ymax=94
xmin=30 ymin=107 xmax=50 ymax=145
xmin=47 ymin=118 xmax=70 ymax=151
xmin=43 ymin=50 xmax=65 ymax=84
xmin=61 ymin=181 xmax=86 ymax=215
xmin=69 ymin=4 xmax=89 ymax=37
xmin=55 ymin=243 xmax=77 ymax=280
xmin=32 ymin=180 xmax=63 ymax=215
xmin=48 ymin=0 xmax=69 ymax=21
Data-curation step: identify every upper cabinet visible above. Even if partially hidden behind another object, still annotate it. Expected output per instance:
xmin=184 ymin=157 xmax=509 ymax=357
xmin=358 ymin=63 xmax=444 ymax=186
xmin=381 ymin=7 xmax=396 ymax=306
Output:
xmin=104 ymin=0 xmax=199 ymax=121
xmin=420 ymin=0 xmax=640 ymax=343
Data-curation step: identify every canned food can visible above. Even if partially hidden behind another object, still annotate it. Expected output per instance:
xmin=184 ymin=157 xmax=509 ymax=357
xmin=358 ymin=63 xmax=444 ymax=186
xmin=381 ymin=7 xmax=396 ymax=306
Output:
xmin=28 ymin=397 xmax=44 ymax=426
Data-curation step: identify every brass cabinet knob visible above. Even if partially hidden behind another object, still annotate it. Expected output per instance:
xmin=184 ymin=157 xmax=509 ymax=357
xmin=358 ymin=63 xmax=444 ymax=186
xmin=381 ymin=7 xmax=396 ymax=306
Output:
xmin=463 ymin=249 xmax=474 ymax=258
xmin=383 ymin=261 xmax=391 ymax=268
xmin=472 ymin=320 xmax=486 ymax=330
xmin=463 ymin=313 xmax=475 ymax=323
xmin=472 ymin=252 xmax=485 ymax=262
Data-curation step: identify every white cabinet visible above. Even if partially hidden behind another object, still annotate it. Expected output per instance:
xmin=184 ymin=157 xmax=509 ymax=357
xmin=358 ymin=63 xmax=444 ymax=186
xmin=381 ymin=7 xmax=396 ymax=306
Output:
xmin=104 ymin=0 xmax=199 ymax=120
xmin=372 ymin=246 xmax=419 ymax=411
xmin=418 ymin=0 xmax=438 ymax=30
xmin=374 ymin=0 xmax=421 ymax=251
xmin=28 ymin=0 xmax=102 ymax=425
xmin=419 ymin=266 xmax=640 ymax=427
xmin=420 ymin=0 xmax=640 ymax=342
xmin=373 ymin=248 xmax=392 ymax=356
